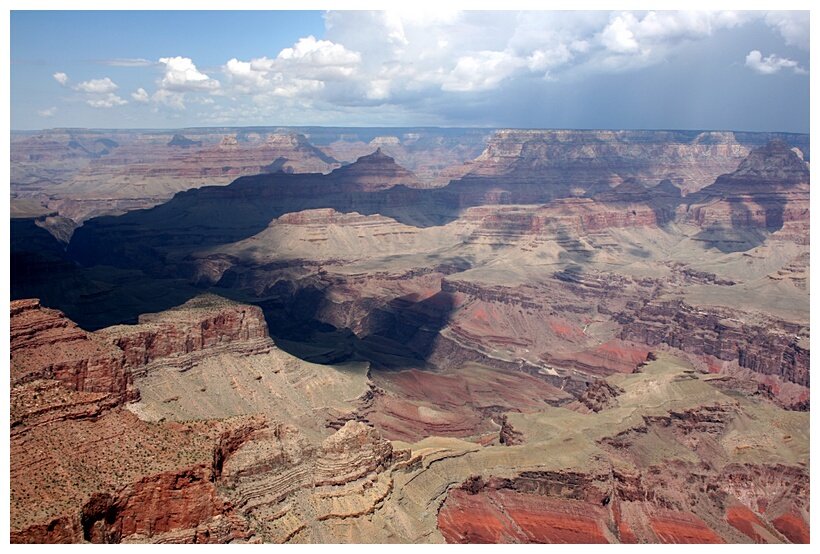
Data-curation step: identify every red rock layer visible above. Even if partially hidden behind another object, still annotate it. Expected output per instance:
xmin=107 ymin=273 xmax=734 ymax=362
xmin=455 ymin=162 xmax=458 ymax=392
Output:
xmin=9 ymin=297 xmax=280 ymax=544
xmin=439 ymin=489 xmax=611 ymax=544
xmin=81 ymin=465 xmax=250 ymax=544
xmin=495 ymin=490 xmax=611 ymax=543
xmin=772 ymin=511 xmax=810 ymax=544
xmin=725 ymin=503 xmax=779 ymax=543
xmin=437 ymin=489 xmax=521 ymax=543
xmin=97 ymin=293 xmax=272 ymax=371
xmin=649 ymin=510 xmax=725 ymax=544
xmin=10 ymin=298 xmax=136 ymax=403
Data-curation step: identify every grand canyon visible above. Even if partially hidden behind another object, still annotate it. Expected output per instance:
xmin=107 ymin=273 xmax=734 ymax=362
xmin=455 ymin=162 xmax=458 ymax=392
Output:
xmin=9 ymin=126 xmax=810 ymax=544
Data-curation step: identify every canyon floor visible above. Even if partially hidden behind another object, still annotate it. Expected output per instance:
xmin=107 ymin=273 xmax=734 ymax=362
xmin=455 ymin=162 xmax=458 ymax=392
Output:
xmin=9 ymin=127 xmax=810 ymax=543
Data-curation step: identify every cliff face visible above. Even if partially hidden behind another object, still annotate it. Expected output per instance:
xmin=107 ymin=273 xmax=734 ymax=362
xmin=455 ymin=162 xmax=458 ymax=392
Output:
xmin=10 ymin=298 xmax=136 ymax=403
xmin=684 ymin=139 xmax=810 ymax=241
xmin=620 ymin=300 xmax=809 ymax=389
xmin=10 ymin=296 xmax=274 ymax=544
xmin=455 ymin=129 xmax=756 ymax=195
xmin=97 ymin=294 xmax=273 ymax=374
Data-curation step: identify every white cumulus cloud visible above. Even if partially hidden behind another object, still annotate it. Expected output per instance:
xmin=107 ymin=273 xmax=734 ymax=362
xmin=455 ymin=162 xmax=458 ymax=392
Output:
xmin=158 ymin=56 xmax=221 ymax=92
xmin=73 ymin=77 xmax=119 ymax=94
xmin=600 ymin=14 xmax=640 ymax=53
xmin=443 ymin=50 xmax=527 ymax=92
xmin=223 ymin=58 xmax=270 ymax=93
xmin=220 ymin=35 xmax=361 ymax=106
xmin=53 ymin=72 xmax=68 ymax=85
xmin=745 ymin=50 xmax=807 ymax=75
xmin=131 ymin=88 xmax=150 ymax=103
xmin=277 ymin=35 xmax=361 ymax=68
xmin=38 ymin=107 xmax=57 ymax=117
xmin=270 ymin=35 xmax=362 ymax=81
xmin=86 ymin=93 xmax=128 ymax=108
xmin=152 ymin=89 xmax=187 ymax=111
xmin=765 ymin=11 xmax=809 ymax=50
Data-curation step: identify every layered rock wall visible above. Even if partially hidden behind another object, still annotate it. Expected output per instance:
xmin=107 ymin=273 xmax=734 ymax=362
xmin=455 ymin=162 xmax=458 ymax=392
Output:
xmin=97 ymin=294 xmax=273 ymax=374
xmin=620 ymin=301 xmax=809 ymax=388
xmin=464 ymin=129 xmax=756 ymax=194
xmin=10 ymin=298 xmax=136 ymax=403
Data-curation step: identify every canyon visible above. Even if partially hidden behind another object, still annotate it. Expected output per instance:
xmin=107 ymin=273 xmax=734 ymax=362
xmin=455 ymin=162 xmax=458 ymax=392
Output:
xmin=9 ymin=127 xmax=810 ymax=543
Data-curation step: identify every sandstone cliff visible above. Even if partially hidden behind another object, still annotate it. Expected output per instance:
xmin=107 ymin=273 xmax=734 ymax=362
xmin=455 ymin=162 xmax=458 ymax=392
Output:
xmin=97 ymin=293 xmax=273 ymax=375
xmin=10 ymin=296 xmax=276 ymax=543
xmin=10 ymin=298 xmax=136 ymax=403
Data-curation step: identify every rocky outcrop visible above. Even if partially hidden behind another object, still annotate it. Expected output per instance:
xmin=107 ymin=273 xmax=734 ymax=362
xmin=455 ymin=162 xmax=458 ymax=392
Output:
xmin=620 ymin=300 xmax=809 ymax=389
xmin=80 ymin=465 xmax=239 ymax=544
xmin=314 ymin=421 xmax=393 ymax=485
xmin=572 ymin=380 xmax=625 ymax=413
xmin=10 ymin=409 xmax=257 ymax=544
xmin=167 ymin=134 xmax=203 ymax=148
xmin=215 ymin=419 xmax=396 ymax=542
xmin=10 ymin=299 xmax=136 ymax=403
xmin=13 ymin=376 xmax=256 ymax=536
xmin=96 ymin=294 xmax=273 ymax=375
xmin=326 ymin=148 xmax=423 ymax=192
xmin=684 ymin=140 xmax=810 ymax=243
xmin=456 ymin=129 xmax=757 ymax=196
xmin=707 ymin=139 xmax=810 ymax=190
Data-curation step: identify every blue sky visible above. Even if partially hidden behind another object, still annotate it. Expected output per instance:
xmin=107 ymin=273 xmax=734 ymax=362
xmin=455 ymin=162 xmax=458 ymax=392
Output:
xmin=8 ymin=4 xmax=812 ymax=132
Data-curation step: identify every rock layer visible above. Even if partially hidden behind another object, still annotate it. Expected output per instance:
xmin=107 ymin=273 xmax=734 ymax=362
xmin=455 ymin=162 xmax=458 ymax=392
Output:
xmin=10 ymin=298 xmax=136 ymax=403
xmin=10 ymin=296 xmax=278 ymax=543
xmin=97 ymin=293 xmax=273 ymax=374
